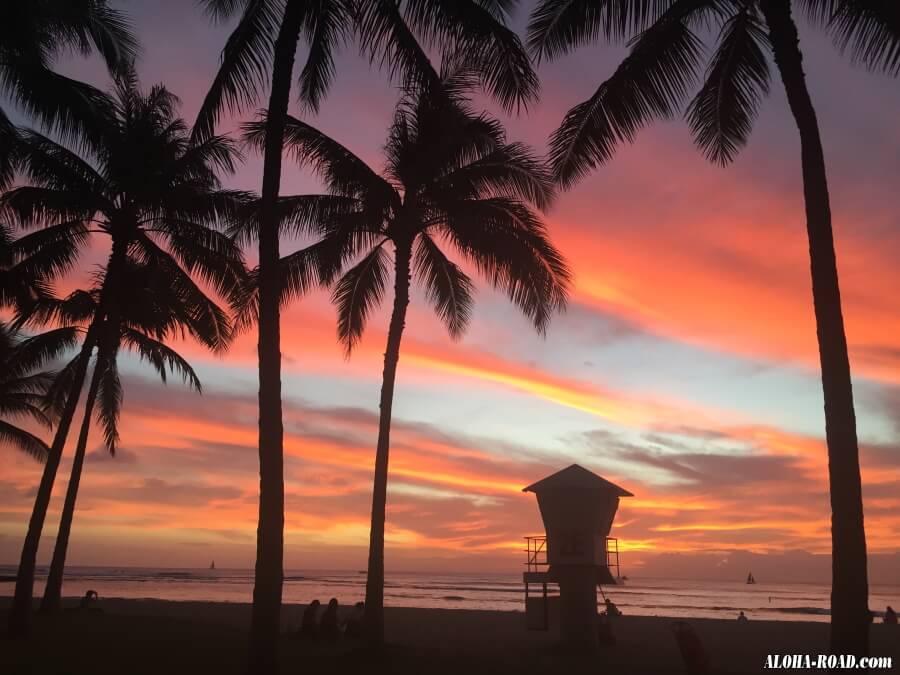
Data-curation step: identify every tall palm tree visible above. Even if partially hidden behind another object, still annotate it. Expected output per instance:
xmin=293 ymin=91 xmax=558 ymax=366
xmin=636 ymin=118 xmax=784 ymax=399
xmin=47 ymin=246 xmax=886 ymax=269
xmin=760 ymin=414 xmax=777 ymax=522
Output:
xmin=197 ymin=2 xmax=537 ymax=668
xmin=0 ymin=0 xmax=137 ymax=183
xmin=22 ymin=258 xmax=230 ymax=613
xmin=0 ymin=322 xmax=77 ymax=462
xmin=527 ymin=0 xmax=900 ymax=655
xmin=242 ymin=76 xmax=571 ymax=645
xmin=3 ymin=73 xmax=246 ymax=636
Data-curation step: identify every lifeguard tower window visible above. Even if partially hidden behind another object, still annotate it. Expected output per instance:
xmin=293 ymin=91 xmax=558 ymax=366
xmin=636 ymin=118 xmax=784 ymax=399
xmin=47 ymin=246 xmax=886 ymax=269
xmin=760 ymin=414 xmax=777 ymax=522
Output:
xmin=559 ymin=531 xmax=586 ymax=557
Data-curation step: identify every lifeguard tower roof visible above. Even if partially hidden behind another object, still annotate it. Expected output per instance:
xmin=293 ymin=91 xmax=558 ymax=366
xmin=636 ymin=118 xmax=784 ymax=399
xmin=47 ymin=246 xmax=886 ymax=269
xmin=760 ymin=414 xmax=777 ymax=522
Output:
xmin=522 ymin=464 xmax=633 ymax=497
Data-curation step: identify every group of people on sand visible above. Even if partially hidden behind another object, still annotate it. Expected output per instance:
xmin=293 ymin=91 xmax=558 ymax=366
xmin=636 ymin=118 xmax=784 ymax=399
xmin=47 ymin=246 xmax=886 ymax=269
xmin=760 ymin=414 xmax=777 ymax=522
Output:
xmin=298 ymin=599 xmax=365 ymax=641
xmin=734 ymin=605 xmax=898 ymax=623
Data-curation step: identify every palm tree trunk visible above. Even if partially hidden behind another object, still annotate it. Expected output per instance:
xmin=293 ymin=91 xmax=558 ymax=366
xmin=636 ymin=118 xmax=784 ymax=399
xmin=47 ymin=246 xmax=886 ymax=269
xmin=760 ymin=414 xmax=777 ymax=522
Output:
xmin=248 ymin=2 xmax=303 ymax=673
xmin=39 ymin=356 xmax=103 ymax=614
xmin=760 ymin=0 xmax=869 ymax=655
xmin=7 ymin=333 xmax=95 ymax=636
xmin=364 ymin=239 xmax=413 ymax=648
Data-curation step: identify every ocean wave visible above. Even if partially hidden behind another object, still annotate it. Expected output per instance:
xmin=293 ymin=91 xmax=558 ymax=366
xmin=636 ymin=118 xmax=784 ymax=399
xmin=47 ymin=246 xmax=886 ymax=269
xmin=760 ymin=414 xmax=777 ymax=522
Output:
xmin=773 ymin=607 xmax=831 ymax=616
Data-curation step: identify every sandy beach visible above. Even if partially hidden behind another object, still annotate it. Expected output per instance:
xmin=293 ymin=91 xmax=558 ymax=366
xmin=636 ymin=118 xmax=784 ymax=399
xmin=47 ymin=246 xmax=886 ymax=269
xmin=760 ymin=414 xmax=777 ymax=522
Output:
xmin=2 ymin=596 xmax=898 ymax=674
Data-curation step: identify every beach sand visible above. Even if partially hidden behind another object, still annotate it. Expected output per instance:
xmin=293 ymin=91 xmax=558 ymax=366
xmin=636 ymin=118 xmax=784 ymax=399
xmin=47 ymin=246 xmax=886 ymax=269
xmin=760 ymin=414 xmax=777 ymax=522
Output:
xmin=1 ymin=597 xmax=898 ymax=674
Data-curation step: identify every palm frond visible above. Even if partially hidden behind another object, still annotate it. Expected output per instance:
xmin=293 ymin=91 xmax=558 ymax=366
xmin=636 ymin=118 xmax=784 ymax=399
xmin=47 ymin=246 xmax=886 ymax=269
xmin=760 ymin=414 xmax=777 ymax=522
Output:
xmin=12 ymin=128 xmax=108 ymax=198
xmin=4 ymin=220 xmax=90 ymax=285
xmin=547 ymin=0 xmax=717 ymax=186
xmin=43 ymin=346 xmax=92 ymax=417
xmin=2 ymin=62 xmax=115 ymax=150
xmin=354 ymin=0 xmax=443 ymax=95
xmin=192 ymin=0 xmax=284 ymax=141
xmin=413 ymin=232 xmax=474 ymax=339
xmin=176 ymin=133 xmax=243 ymax=178
xmin=95 ymin=355 xmax=121 ymax=454
xmin=431 ymin=142 xmax=556 ymax=210
xmin=298 ymin=0 xmax=352 ymax=112
xmin=800 ymin=0 xmax=900 ymax=75
xmin=5 ymin=326 xmax=81 ymax=378
xmin=0 ymin=108 xmax=18 ymax=190
xmin=229 ymin=194 xmax=363 ymax=244
xmin=121 ymin=328 xmax=202 ymax=392
xmin=332 ymin=243 xmax=391 ymax=354
xmin=404 ymin=0 xmax=540 ymax=111
xmin=441 ymin=198 xmax=571 ymax=333
xmin=0 ymin=388 xmax=55 ymax=428
xmin=528 ymin=0 xmax=671 ymax=60
xmin=132 ymin=234 xmax=234 ymax=352
xmin=150 ymin=217 xmax=247 ymax=302
xmin=687 ymin=7 xmax=770 ymax=165
xmin=15 ymin=290 xmax=97 ymax=332
xmin=200 ymin=0 xmax=252 ymax=22
xmin=245 ymin=113 xmax=399 ymax=209
xmin=385 ymin=83 xmax=507 ymax=189
xmin=76 ymin=1 xmax=140 ymax=75
xmin=0 ymin=419 xmax=49 ymax=463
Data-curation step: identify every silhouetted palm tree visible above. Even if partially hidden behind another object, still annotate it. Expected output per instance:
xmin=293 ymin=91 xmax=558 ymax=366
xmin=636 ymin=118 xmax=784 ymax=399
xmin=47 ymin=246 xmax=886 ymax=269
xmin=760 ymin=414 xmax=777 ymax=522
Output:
xmin=528 ymin=0 xmax=900 ymax=655
xmin=0 ymin=322 xmax=77 ymax=461
xmin=1 ymin=221 xmax=82 ymax=476
xmin=197 ymin=2 xmax=537 ymax=667
xmin=3 ymin=73 xmax=246 ymax=636
xmin=1 ymin=222 xmax=65 ymax=318
xmin=23 ymin=258 xmax=229 ymax=613
xmin=242 ymin=75 xmax=571 ymax=646
xmin=0 ymin=0 xmax=137 ymax=184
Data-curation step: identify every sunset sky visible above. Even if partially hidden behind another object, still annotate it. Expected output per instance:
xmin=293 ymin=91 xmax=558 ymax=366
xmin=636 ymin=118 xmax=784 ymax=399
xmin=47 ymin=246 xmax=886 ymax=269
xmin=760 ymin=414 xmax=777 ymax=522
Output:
xmin=2 ymin=0 xmax=899 ymax=584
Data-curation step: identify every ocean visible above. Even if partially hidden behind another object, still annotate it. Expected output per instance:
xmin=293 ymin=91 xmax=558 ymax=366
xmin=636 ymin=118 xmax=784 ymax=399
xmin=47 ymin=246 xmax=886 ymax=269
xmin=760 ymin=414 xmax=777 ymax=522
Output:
xmin=1 ymin=566 xmax=897 ymax=623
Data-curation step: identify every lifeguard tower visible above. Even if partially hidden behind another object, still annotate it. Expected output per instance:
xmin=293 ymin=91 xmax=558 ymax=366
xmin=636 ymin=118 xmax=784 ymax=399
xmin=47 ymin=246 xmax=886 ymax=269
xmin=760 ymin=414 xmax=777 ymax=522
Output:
xmin=522 ymin=464 xmax=632 ymax=647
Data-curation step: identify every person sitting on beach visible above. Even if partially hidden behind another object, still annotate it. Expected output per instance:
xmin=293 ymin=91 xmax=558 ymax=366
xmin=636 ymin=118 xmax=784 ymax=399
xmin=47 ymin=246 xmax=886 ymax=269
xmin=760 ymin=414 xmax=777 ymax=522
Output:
xmin=737 ymin=611 xmax=748 ymax=622
xmin=343 ymin=601 xmax=365 ymax=638
xmin=885 ymin=606 xmax=897 ymax=625
xmin=604 ymin=598 xmax=622 ymax=617
xmin=80 ymin=589 xmax=98 ymax=608
xmin=671 ymin=621 xmax=710 ymax=675
xmin=320 ymin=598 xmax=341 ymax=642
xmin=299 ymin=599 xmax=321 ymax=640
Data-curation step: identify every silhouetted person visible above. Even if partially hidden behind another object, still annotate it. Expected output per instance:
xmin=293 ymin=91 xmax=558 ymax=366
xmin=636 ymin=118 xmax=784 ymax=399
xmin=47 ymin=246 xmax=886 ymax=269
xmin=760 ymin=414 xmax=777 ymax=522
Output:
xmin=671 ymin=621 xmax=710 ymax=675
xmin=737 ymin=611 xmax=748 ymax=622
xmin=343 ymin=601 xmax=365 ymax=638
xmin=597 ymin=613 xmax=616 ymax=646
xmin=79 ymin=589 xmax=98 ymax=609
xmin=604 ymin=598 xmax=622 ymax=617
xmin=320 ymin=598 xmax=341 ymax=641
xmin=885 ymin=606 xmax=897 ymax=625
xmin=300 ymin=599 xmax=320 ymax=640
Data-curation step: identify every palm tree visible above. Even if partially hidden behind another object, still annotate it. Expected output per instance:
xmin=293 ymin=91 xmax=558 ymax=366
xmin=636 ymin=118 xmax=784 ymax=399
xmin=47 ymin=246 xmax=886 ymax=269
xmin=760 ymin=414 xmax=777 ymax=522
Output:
xmin=0 ymin=0 xmax=137 ymax=183
xmin=0 ymin=322 xmax=77 ymax=462
xmin=1 ymin=220 xmax=83 ymax=467
xmin=23 ymin=258 xmax=230 ymax=613
xmin=197 ymin=2 xmax=537 ymax=668
xmin=241 ymin=76 xmax=571 ymax=645
xmin=3 ymin=73 xmax=246 ymax=636
xmin=527 ymin=0 xmax=900 ymax=655
xmin=1 ymin=223 xmax=53 ymax=318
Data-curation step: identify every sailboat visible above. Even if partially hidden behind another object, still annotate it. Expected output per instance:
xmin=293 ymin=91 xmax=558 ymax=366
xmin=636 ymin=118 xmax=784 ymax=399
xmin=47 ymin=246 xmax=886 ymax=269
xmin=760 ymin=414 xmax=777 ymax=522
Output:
xmin=210 ymin=560 xmax=216 ymax=570
xmin=746 ymin=571 xmax=756 ymax=584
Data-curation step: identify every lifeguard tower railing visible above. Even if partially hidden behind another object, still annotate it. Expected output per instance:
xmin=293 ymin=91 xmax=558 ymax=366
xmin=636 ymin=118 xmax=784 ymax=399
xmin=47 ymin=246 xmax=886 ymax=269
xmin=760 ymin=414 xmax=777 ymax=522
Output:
xmin=523 ymin=535 xmax=622 ymax=578
xmin=525 ymin=536 xmax=548 ymax=573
